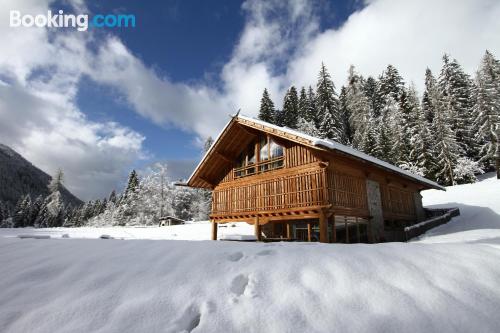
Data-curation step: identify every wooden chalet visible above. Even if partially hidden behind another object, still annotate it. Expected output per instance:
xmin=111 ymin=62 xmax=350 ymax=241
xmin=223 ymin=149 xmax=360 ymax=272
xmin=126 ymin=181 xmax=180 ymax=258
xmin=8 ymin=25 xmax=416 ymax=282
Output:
xmin=186 ymin=115 xmax=445 ymax=243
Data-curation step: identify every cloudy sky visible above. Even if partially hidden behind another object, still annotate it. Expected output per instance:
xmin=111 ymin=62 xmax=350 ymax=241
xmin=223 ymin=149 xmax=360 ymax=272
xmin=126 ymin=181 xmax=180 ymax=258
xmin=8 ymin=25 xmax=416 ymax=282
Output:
xmin=1 ymin=0 xmax=499 ymax=200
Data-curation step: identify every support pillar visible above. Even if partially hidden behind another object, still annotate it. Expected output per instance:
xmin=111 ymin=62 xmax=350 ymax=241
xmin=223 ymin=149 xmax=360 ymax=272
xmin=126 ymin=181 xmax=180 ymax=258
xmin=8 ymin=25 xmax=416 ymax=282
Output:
xmin=332 ymin=214 xmax=336 ymax=243
xmin=211 ymin=220 xmax=218 ymax=241
xmin=307 ymin=223 xmax=312 ymax=242
xmin=286 ymin=223 xmax=291 ymax=239
xmin=254 ymin=217 xmax=262 ymax=241
xmin=319 ymin=210 xmax=328 ymax=243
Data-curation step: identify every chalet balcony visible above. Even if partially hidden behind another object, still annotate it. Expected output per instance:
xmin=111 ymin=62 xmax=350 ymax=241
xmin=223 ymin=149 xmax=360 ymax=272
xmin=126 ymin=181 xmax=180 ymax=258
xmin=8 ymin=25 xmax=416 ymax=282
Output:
xmin=211 ymin=164 xmax=329 ymax=220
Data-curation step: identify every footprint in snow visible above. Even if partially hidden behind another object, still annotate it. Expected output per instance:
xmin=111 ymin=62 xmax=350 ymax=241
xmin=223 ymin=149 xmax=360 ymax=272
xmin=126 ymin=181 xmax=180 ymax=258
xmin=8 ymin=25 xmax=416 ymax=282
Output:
xmin=165 ymin=304 xmax=201 ymax=333
xmin=227 ymin=251 xmax=244 ymax=262
xmin=256 ymin=249 xmax=275 ymax=256
xmin=230 ymin=274 xmax=249 ymax=296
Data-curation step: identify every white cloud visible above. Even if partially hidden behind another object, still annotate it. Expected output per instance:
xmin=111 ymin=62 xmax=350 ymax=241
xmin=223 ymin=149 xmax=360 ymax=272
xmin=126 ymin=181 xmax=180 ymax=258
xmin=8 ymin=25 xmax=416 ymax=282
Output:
xmin=2 ymin=0 xmax=500 ymax=199
xmin=0 ymin=0 xmax=144 ymax=200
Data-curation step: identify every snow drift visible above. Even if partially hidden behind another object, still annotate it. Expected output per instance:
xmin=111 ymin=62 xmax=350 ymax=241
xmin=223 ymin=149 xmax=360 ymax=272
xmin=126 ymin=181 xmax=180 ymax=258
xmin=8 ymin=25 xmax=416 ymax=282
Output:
xmin=0 ymin=174 xmax=499 ymax=333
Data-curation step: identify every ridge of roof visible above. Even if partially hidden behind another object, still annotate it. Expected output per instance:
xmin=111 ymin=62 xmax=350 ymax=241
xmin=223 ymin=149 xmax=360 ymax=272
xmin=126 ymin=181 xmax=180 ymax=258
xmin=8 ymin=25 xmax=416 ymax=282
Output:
xmin=188 ymin=114 xmax=445 ymax=191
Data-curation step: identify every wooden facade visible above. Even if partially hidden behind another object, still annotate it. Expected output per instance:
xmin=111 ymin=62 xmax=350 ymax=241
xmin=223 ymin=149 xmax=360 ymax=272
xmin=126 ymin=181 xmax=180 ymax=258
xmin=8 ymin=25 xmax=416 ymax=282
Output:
xmin=187 ymin=115 xmax=444 ymax=243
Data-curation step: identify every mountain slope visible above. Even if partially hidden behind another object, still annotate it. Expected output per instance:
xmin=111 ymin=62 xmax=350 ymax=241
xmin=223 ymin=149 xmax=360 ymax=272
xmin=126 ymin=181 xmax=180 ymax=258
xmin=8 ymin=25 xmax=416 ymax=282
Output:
xmin=0 ymin=143 xmax=82 ymax=211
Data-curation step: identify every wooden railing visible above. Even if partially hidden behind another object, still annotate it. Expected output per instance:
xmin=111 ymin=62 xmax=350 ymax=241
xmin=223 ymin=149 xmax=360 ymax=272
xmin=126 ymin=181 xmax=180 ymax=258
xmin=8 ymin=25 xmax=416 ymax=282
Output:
xmin=212 ymin=167 xmax=327 ymax=215
xmin=326 ymin=171 xmax=368 ymax=212
xmin=380 ymin=185 xmax=415 ymax=218
xmin=233 ymin=156 xmax=285 ymax=179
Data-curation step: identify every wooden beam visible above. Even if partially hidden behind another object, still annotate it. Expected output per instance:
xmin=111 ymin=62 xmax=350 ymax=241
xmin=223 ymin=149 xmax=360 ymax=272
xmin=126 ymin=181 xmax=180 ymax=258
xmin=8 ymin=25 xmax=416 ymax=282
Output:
xmin=199 ymin=176 xmax=215 ymax=187
xmin=286 ymin=223 xmax=291 ymax=239
xmin=254 ymin=217 xmax=262 ymax=241
xmin=307 ymin=223 xmax=312 ymax=242
xmin=215 ymin=151 xmax=235 ymax=164
xmin=319 ymin=210 xmax=328 ymax=243
xmin=211 ymin=220 xmax=218 ymax=241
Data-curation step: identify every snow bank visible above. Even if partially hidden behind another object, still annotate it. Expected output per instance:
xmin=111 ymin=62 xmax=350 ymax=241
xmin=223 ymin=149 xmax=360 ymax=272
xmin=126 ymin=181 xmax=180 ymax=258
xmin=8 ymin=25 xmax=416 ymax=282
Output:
xmin=419 ymin=172 xmax=500 ymax=245
xmin=0 ymin=222 xmax=254 ymax=241
xmin=1 ymin=238 xmax=500 ymax=332
xmin=0 ymin=174 xmax=499 ymax=332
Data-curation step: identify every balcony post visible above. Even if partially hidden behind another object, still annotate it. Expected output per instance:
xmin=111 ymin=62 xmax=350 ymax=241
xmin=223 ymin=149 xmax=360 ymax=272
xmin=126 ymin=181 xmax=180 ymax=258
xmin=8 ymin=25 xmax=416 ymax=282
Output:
xmin=211 ymin=220 xmax=218 ymax=240
xmin=319 ymin=210 xmax=328 ymax=243
xmin=254 ymin=216 xmax=262 ymax=241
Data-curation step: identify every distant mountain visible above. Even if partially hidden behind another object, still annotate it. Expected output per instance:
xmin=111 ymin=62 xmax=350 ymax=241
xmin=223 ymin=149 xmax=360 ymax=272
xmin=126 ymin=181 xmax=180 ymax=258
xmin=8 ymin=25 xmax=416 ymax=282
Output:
xmin=0 ymin=143 xmax=82 ymax=212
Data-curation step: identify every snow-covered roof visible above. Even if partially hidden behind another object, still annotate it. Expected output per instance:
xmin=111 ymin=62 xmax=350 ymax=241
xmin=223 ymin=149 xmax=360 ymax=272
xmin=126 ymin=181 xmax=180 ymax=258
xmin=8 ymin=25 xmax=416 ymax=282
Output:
xmin=188 ymin=114 xmax=445 ymax=191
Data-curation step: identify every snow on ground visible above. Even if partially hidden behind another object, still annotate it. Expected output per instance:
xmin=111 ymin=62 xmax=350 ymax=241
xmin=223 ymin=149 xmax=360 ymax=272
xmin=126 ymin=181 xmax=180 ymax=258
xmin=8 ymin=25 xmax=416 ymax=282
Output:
xmin=0 ymin=174 xmax=499 ymax=333
xmin=0 ymin=222 xmax=254 ymax=241
xmin=418 ymin=172 xmax=500 ymax=246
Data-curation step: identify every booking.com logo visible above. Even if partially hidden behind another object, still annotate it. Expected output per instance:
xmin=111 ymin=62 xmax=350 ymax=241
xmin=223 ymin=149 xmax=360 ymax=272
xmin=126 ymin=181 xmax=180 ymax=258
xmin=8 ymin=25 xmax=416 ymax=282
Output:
xmin=9 ymin=10 xmax=136 ymax=31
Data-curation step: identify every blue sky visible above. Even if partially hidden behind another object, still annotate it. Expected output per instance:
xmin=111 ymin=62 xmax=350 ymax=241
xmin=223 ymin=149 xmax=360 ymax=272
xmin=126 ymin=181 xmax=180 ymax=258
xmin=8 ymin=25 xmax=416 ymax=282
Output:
xmin=77 ymin=0 xmax=361 ymax=171
xmin=1 ymin=0 xmax=498 ymax=199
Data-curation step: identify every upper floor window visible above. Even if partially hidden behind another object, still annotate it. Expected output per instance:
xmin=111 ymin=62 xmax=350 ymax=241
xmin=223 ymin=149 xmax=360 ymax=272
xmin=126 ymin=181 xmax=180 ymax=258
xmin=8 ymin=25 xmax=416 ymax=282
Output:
xmin=234 ymin=134 xmax=284 ymax=178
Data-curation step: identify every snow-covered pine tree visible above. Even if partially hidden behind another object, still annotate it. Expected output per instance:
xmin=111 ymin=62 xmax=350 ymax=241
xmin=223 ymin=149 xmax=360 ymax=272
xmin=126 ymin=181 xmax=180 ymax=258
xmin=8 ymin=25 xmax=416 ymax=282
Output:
xmin=316 ymin=63 xmax=343 ymax=141
xmin=124 ymin=170 xmax=139 ymax=198
xmin=307 ymin=86 xmax=319 ymax=126
xmin=394 ymin=86 xmax=419 ymax=165
xmin=379 ymin=64 xmax=404 ymax=104
xmin=473 ymin=50 xmax=500 ymax=178
xmin=28 ymin=195 xmax=43 ymax=227
xmin=422 ymin=68 xmax=439 ymax=124
xmin=432 ymin=92 xmax=461 ymax=185
xmin=411 ymin=94 xmax=437 ymax=179
xmin=203 ymin=136 xmax=214 ymax=153
xmin=298 ymin=87 xmax=308 ymax=120
xmin=361 ymin=118 xmax=380 ymax=157
xmin=296 ymin=117 xmax=320 ymax=137
xmin=172 ymin=187 xmax=195 ymax=221
xmin=282 ymin=86 xmax=299 ymax=128
xmin=258 ymin=88 xmax=276 ymax=123
xmin=363 ymin=76 xmax=384 ymax=119
xmin=438 ymin=54 xmax=476 ymax=158
xmin=339 ymin=86 xmax=353 ymax=145
xmin=346 ymin=66 xmax=371 ymax=148
xmin=13 ymin=195 xmax=31 ymax=228
xmin=377 ymin=97 xmax=398 ymax=163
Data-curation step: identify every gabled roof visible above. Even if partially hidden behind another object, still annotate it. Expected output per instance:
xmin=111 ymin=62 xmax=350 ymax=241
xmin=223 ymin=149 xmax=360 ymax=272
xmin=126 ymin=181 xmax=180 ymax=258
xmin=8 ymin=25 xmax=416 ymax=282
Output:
xmin=187 ymin=115 xmax=445 ymax=191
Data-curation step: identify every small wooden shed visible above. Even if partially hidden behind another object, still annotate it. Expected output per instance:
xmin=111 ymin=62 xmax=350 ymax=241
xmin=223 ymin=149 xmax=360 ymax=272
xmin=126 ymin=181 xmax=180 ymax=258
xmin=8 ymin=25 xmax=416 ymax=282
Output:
xmin=159 ymin=216 xmax=185 ymax=227
xmin=186 ymin=115 xmax=444 ymax=243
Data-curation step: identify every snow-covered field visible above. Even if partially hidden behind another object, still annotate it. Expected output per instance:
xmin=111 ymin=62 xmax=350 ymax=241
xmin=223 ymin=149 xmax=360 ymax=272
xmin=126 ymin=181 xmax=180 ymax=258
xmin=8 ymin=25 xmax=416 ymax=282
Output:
xmin=0 ymin=174 xmax=499 ymax=332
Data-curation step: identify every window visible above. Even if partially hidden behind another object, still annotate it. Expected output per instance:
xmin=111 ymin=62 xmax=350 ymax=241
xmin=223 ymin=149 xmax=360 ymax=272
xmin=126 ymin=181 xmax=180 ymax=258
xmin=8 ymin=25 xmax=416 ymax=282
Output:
xmin=234 ymin=135 xmax=284 ymax=178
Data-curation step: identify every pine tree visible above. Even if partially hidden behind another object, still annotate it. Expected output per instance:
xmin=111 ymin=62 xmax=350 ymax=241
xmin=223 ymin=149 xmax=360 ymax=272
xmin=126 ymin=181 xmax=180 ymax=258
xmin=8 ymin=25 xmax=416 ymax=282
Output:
xmin=422 ymin=68 xmax=439 ymax=124
xmin=298 ymin=87 xmax=308 ymax=120
xmin=108 ymin=190 xmax=117 ymax=204
xmin=282 ymin=86 xmax=299 ymax=128
xmin=28 ymin=195 xmax=43 ymax=227
xmin=379 ymin=64 xmax=404 ymax=104
xmin=377 ymin=97 xmax=398 ymax=163
xmin=346 ymin=66 xmax=371 ymax=148
xmin=258 ymin=88 xmax=276 ymax=123
xmin=361 ymin=119 xmax=380 ymax=157
xmin=438 ymin=54 xmax=476 ymax=158
xmin=125 ymin=170 xmax=140 ymax=197
xmin=0 ymin=201 xmax=7 ymax=226
xmin=339 ymin=87 xmax=353 ymax=145
xmin=203 ymin=136 xmax=214 ymax=153
xmin=473 ymin=50 xmax=500 ymax=177
xmin=306 ymin=86 xmax=319 ymax=125
xmin=364 ymin=76 xmax=384 ymax=118
xmin=316 ymin=63 xmax=343 ymax=141
xmin=296 ymin=117 xmax=320 ymax=137
xmin=411 ymin=96 xmax=437 ymax=179
xmin=394 ymin=86 xmax=419 ymax=164
xmin=13 ymin=195 xmax=31 ymax=228
xmin=432 ymin=93 xmax=461 ymax=185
